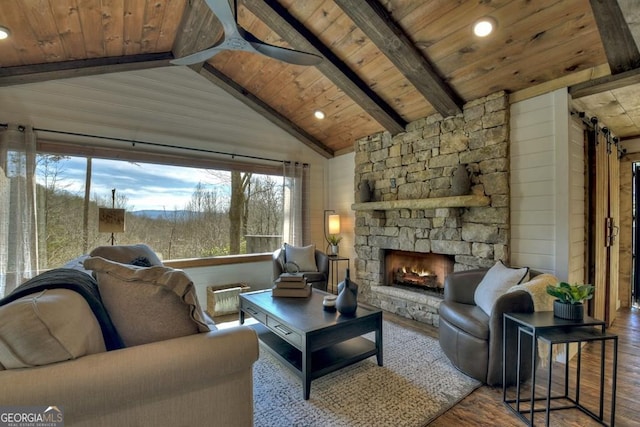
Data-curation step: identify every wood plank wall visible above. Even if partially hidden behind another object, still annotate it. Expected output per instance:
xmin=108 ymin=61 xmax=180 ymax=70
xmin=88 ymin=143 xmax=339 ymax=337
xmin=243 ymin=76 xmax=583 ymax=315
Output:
xmin=511 ymin=88 xmax=623 ymax=325
xmin=510 ymin=93 xmax=556 ymax=271
xmin=510 ymin=90 xmax=564 ymax=274
xmin=327 ymin=152 xmax=356 ymax=281
xmin=511 ymin=89 xmax=588 ymax=286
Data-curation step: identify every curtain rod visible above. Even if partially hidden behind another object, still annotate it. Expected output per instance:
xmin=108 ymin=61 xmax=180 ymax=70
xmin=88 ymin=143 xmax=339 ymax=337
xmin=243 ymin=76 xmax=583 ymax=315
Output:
xmin=0 ymin=123 xmax=305 ymax=166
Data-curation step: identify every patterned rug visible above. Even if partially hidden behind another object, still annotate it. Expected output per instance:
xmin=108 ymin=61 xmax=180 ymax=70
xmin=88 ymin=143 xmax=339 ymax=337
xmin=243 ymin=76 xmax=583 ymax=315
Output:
xmin=253 ymin=320 xmax=481 ymax=427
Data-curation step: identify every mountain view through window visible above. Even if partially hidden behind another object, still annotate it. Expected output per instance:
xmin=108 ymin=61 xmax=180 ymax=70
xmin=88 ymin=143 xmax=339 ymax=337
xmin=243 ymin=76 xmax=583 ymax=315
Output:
xmin=36 ymin=154 xmax=284 ymax=268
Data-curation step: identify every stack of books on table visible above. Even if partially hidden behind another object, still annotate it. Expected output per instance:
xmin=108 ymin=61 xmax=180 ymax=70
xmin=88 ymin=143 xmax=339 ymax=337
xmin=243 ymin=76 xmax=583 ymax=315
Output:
xmin=272 ymin=273 xmax=312 ymax=297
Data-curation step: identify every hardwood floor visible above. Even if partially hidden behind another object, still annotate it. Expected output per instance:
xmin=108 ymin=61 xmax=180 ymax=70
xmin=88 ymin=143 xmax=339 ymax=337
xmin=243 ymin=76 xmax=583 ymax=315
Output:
xmin=220 ymin=305 xmax=638 ymax=426
xmin=387 ymin=308 xmax=638 ymax=426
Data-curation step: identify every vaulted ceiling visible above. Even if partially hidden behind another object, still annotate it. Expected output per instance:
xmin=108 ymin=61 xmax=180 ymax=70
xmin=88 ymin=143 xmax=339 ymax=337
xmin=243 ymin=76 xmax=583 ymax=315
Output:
xmin=1 ymin=0 xmax=639 ymax=159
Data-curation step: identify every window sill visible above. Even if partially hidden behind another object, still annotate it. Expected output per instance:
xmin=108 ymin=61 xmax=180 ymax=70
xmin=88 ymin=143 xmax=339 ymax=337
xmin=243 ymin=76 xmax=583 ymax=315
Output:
xmin=164 ymin=253 xmax=272 ymax=269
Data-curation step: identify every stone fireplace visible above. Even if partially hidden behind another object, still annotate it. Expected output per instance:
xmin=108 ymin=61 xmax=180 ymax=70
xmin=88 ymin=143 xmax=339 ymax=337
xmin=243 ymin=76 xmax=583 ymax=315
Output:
xmin=352 ymin=91 xmax=510 ymax=326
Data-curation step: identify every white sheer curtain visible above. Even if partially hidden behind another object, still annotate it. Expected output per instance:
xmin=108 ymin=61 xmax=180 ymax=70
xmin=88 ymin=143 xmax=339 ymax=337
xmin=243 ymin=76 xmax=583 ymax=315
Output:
xmin=282 ymin=162 xmax=309 ymax=246
xmin=0 ymin=124 xmax=39 ymax=297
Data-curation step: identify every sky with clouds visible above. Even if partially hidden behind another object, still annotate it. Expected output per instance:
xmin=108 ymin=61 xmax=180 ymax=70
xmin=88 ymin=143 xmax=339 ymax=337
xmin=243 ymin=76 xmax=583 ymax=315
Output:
xmin=38 ymin=156 xmax=232 ymax=212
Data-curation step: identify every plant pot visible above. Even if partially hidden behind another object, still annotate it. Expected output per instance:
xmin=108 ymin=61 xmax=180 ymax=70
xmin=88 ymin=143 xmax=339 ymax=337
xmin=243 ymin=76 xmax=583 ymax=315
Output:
xmin=329 ymin=244 xmax=339 ymax=256
xmin=553 ymin=300 xmax=584 ymax=320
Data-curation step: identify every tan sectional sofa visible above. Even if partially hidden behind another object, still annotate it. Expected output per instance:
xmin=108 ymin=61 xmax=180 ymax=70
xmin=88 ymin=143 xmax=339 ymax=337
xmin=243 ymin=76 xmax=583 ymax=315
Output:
xmin=0 ymin=327 xmax=259 ymax=426
xmin=0 ymin=244 xmax=259 ymax=426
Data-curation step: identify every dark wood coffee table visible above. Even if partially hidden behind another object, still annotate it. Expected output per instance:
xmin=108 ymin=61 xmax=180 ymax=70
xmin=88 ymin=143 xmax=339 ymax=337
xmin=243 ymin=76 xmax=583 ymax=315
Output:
xmin=239 ymin=288 xmax=383 ymax=399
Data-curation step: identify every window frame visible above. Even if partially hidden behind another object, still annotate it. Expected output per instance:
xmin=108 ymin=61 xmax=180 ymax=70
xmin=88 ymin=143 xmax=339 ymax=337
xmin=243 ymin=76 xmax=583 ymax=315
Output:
xmin=35 ymin=139 xmax=289 ymax=263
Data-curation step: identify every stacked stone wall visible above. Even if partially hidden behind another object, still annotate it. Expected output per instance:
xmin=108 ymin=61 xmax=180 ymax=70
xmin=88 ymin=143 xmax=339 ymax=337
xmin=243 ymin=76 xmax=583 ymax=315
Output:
xmin=353 ymin=91 xmax=510 ymax=322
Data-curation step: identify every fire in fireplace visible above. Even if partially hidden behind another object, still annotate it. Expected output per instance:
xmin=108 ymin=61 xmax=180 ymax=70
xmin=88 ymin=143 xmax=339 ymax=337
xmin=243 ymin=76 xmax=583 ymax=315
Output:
xmin=384 ymin=250 xmax=454 ymax=294
xmin=394 ymin=266 xmax=438 ymax=288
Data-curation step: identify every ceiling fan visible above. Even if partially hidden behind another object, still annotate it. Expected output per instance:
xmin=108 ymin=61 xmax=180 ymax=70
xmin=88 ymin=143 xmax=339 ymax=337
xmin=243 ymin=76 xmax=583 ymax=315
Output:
xmin=171 ymin=0 xmax=323 ymax=66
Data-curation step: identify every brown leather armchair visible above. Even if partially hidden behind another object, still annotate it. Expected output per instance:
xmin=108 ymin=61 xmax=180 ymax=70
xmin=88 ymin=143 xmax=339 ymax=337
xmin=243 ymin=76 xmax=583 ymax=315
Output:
xmin=438 ymin=268 xmax=535 ymax=386
xmin=272 ymin=247 xmax=329 ymax=291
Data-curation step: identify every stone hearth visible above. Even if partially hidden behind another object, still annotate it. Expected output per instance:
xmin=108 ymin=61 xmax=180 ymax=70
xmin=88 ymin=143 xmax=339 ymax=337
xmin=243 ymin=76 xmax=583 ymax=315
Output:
xmin=352 ymin=91 xmax=510 ymax=326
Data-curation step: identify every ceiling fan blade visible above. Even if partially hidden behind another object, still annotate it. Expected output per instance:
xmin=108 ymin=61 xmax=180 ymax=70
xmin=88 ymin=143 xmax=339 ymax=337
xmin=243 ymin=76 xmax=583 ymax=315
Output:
xmin=205 ymin=0 xmax=240 ymax=36
xmin=170 ymin=46 xmax=226 ymax=65
xmin=242 ymin=29 xmax=322 ymax=66
xmin=250 ymin=41 xmax=323 ymax=66
xmin=172 ymin=0 xmax=322 ymax=66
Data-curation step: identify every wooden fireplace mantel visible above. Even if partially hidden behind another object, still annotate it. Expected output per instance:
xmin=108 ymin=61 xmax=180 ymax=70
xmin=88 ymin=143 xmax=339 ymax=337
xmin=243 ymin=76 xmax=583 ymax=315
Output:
xmin=351 ymin=194 xmax=490 ymax=211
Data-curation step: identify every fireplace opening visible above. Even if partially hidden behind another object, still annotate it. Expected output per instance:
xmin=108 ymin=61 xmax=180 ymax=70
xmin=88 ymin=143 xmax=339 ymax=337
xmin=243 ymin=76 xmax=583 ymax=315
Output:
xmin=384 ymin=250 xmax=454 ymax=295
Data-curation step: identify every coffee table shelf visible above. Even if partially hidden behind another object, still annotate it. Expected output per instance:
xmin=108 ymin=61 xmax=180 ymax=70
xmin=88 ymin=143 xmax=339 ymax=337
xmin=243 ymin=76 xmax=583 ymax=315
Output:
xmin=252 ymin=322 xmax=378 ymax=380
xmin=240 ymin=289 xmax=383 ymax=399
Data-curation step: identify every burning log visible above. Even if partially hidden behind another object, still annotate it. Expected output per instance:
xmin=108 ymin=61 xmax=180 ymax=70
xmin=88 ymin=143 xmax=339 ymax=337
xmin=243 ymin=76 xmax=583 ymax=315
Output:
xmin=393 ymin=266 xmax=439 ymax=289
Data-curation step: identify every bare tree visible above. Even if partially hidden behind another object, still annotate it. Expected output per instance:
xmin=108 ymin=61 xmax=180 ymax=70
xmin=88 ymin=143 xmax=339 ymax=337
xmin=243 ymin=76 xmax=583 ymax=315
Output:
xmin=229 ymin=171 xmax=251 ymax=254
xmin=246 ymin=175 xmax=282 ymax=235
xmin=36 ymin=154 xmax=77 ymax=266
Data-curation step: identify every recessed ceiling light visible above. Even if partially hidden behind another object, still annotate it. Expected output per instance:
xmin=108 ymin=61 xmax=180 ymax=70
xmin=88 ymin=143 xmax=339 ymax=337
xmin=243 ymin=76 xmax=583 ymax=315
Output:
xmin=0 ymin=26 xmax=10 ymax=40
xmin=473 ymin=18 xmax=496 ymax=37
xmin=314 ymin=110 xmax=325 ymax=120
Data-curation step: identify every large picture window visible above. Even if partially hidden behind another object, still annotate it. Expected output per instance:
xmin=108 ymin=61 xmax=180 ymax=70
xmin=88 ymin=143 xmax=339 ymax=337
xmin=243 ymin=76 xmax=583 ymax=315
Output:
xmin=36 ymin=153 xmax=286 ymax=269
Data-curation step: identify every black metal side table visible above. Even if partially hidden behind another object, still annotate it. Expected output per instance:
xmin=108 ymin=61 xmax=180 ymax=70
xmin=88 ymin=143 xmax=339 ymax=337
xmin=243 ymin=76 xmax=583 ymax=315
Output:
xmin=327 ymin=256 xmax=349 ymax=294
xmin=503 ymin=311 xmax=618 ymax=426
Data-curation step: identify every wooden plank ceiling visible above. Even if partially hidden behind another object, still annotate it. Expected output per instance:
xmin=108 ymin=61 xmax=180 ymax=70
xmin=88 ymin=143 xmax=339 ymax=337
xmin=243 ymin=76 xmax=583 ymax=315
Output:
xmin=0 ymin=0 xmax=638 ymax=158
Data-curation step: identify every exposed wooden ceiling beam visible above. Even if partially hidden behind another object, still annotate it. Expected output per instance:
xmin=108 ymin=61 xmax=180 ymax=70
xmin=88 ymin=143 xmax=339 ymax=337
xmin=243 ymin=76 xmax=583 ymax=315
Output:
xmin=243 ymin=0 xmax=407 ymax=135
xmin=570 ymin=67 xmax=640 ymax=98
xmin=589 ymin=0 xmax=640 ymax=74
xmin=334 ymin=0 xmax=463 ymax=118
xmin=171 ymin=0 xmax=223 ymax=73
xmin=199 ymin=63 xmax=334 ymax=159
xmin=0 ymin=53 xmax=174 ymax=87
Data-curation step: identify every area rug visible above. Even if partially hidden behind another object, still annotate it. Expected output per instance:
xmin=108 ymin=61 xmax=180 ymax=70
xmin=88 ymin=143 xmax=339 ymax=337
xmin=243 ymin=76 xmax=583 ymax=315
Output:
xmin=252 ymin=320 xmax=481 ymax=427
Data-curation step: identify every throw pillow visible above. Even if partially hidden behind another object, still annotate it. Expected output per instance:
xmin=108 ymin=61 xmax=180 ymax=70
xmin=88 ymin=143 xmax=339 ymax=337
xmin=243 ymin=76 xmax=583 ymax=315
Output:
xmin=0 ymin=289 xmax=106 ymax=369
xmin=507 ymin=273 xmax=559 ymax=312
xmin=284 ymin=244 xmax=318 ymax=272
xmin=83 ymin=256 xmax=210 ymax=347
xmin=474 ymin=261 xmax=529 ymax=315
xmin=89 ymin=244 xmax=163 ymax=266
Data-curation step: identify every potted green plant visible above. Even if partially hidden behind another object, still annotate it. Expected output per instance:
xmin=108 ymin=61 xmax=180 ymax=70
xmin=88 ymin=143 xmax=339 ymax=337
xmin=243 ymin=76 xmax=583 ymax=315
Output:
xmin=327 ymin=234 xmax=342 ymax=256
xmin=546 ymin=282 xmax=595 ymax=320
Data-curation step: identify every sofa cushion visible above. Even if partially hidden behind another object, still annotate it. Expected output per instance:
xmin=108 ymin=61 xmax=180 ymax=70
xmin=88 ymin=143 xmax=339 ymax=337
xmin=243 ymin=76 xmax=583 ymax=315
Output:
xmin=89 ymin=244 xmax=163 ymax=266
xmin=84 ymin=256 xmax=210 ymax=347
xmin=474 ymin=261 xmax=529 ymax=315
xmin=0 ymin=289 xmax=106 ymax=369
xmin=284 ymin=244 xmax=318 ymax=272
